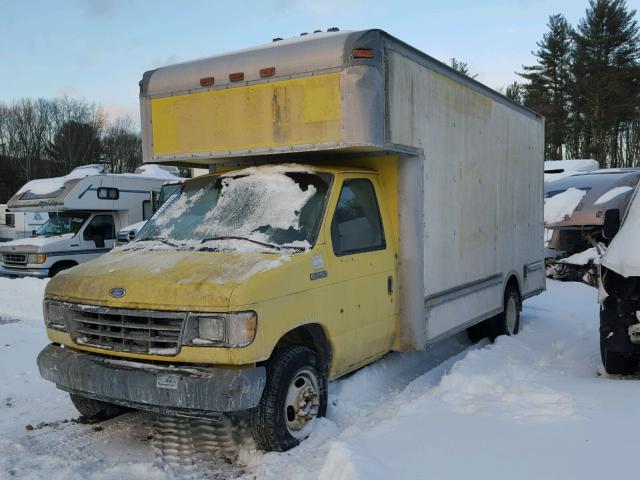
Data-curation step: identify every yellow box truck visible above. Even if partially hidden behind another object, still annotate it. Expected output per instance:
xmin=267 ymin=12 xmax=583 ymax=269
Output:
xmin=37 ymin=29 xmax=545 ymax=451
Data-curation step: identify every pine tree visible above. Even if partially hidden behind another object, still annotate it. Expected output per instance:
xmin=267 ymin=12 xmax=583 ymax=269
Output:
xmin=520 ymin=14 xmax=574 ymax=160
xmin=449 ymin=58 xmax=478 ymax=79
xmin=573 ymin=0 xmax=640 ymax=167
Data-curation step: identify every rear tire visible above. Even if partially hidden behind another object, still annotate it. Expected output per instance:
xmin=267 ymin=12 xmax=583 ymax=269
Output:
xmin=250 ymin=346 xmax=327 ymax=452
xmin=467 ymin=319 xmax=491 ymax=343
xmin=600 ymin=341 xmax=638 ymax=375
xmin=490 ymin=284 xmax=521 ymax=340
xmin=69 ymin=393 xmax=127 ymax=420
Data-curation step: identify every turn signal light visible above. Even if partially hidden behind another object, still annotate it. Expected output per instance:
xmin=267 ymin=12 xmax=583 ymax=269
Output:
xmin=199 ymin=76 xmax=215 ymax=87
xmin=229 ymin=72 xmax=245 ymax=82
xmin=352 ymin=48 xmax=374 ymax=59
xmin=259 ymin=67 xmax=276 ymax=77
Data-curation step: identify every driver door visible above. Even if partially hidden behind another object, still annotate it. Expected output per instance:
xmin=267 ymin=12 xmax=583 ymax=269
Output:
xmin=325 ymin=175 xmax=396 ymax=374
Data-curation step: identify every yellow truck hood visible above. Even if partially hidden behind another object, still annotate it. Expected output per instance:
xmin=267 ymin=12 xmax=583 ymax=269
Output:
xmin=45 ymin=249 xmax=290 ymax=310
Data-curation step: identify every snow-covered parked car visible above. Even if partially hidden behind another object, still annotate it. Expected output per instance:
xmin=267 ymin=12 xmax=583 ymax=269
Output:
xmin=544 ymin=168 xmax=640 ymax=285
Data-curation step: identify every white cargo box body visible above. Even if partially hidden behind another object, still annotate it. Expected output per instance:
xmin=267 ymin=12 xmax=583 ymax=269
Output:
xmin=140 ymin=29 xmax=545 ymax=350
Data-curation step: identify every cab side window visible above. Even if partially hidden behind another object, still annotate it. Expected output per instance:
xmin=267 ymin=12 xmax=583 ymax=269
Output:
xmin=331 ymin=179 xmax=386 ymax=256
xmin=83 ymin=215 xmax=115 ymax=241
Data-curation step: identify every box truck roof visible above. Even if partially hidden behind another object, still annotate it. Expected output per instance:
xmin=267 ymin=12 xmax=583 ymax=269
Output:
xmin=140 ymin=29 xmax=541 ymax=166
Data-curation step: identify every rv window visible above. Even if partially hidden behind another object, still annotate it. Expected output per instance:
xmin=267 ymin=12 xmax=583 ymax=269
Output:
xmin=5 ymin=214 xmax=15 ymax=227
xmin=97 ymin=187 xmax=119 ymax=200
xmin=83 ymin=215 xmax=115 ymax=241
xmin=143 ymin=200 xmax=153 ymax=220
xmin=331 ymin=179 xmax=386 ymax=256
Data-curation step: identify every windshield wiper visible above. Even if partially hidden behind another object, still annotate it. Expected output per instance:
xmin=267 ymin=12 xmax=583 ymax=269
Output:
xmin=200 ymin=236 xmax=305 ymax=252
xmin=136 ymin=237 xmax=185 ymax=249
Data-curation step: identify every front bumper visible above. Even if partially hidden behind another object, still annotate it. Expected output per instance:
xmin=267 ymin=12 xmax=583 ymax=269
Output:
xmin=0 ymin=265 xmax=49 ymax=278
xmin=37 ymin=344 xmax=266 ymax=417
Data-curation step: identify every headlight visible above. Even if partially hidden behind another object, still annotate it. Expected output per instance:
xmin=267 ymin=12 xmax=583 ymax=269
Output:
xmin=28 ymin=253 xmax=47 ymax=264
xmin=183 ymin=311 xmax=257 ymax=347
xmin=43 ymin=299 xmax=66 ymax=331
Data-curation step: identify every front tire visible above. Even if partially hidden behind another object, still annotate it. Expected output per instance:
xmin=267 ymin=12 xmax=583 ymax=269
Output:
xmin=69 ymin=393 xmax=127 ymax=420
xmin=250 ymin=346 xmax=327 ymax=452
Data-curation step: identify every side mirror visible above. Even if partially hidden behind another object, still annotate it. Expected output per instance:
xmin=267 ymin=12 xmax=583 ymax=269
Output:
xmin=93 ymin=236 xmax=105 ymax=249
xmin=31 ymin=229 xmax=37 ymax=237
xmin=603 ymin=209 xmax=621 ymax=240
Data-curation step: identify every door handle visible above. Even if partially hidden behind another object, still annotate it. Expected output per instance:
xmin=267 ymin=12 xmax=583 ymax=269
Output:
xmin=387 ymin=275 xmax=393 ymax=294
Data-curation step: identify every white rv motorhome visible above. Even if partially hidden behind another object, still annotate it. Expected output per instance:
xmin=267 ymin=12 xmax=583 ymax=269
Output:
xmin=0 ymin=165 xmax=175 ymax=277
xmin=0 ymin=205 xmax=49 ymax=242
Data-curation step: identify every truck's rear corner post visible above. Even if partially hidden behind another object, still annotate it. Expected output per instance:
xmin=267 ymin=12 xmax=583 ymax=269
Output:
xmin=395 ymin=152 xmax=426 ymax=351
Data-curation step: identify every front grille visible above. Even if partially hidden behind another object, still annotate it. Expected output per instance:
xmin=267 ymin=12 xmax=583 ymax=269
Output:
xmin=63 ymin=303 xmax=187 ymax=356
xmin=2 ymin=253 xmax=27 ymax=265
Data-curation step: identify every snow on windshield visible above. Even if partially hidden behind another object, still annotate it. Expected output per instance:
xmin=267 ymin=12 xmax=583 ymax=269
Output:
xmin=195 ymin=168 xmax=317 ymax=244
xmin=544 ymin=188 xmax=587 ymax=225
xmin=17 ymin=165 xmax=104 ymax=196
xmin=593 ymin=186 xmax=633 ymax=205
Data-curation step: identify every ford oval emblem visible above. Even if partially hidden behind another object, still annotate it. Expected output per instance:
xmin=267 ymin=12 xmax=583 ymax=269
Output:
xmin=109 ymin=288 xmax=126 ymax=298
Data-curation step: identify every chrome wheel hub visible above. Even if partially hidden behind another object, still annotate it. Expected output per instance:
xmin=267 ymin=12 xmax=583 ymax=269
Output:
xmin=284 ymin=368 xmax=320 ymax=439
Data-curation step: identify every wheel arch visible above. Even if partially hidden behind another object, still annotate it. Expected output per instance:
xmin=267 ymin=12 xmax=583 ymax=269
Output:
xmin=271 ymin=323 xmax=333 ymax=372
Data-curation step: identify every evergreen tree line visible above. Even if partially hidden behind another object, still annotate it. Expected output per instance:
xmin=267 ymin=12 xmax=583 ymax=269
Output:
xmin=0 ymin=97 xmax=142 ymax=203
xmin=508 ymin=0 xmax=640 ymax=166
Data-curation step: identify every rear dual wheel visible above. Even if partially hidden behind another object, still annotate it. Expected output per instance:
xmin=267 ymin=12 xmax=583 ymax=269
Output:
xmin=467 ymin=284 xmax=521 ymax=342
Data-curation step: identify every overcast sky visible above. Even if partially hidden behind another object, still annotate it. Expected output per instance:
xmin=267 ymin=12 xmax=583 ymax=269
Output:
xmin=2 ymin=0 xmax=639 ymax=124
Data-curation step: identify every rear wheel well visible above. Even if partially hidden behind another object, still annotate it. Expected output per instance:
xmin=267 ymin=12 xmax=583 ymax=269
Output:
xmin=273 ymin=324 xmax=332 ymax=371
xmin=505 ymin=275 xmax=521 ymax=308
xmin=49 ymin=260 xmax=78 ymax=277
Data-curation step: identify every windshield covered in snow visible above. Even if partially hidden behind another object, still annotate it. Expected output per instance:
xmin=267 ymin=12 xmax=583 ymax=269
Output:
xmin=134 ymin=167 xmax=332 ymax=252
xmin=36 ymin=212 xmax=90 ymax=236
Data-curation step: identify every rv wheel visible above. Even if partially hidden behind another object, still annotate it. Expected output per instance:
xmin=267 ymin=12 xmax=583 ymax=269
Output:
xmin=250 ymin=346 xmax=327 ymax=452
xmin=600 ymin=342 xmax=638 ymax=375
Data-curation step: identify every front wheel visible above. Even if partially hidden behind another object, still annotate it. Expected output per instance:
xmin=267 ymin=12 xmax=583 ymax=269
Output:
xmin=250 ymin=346 xmax=327 ymax=452
xmin=69 ymin=393 xmax=127 ymax=420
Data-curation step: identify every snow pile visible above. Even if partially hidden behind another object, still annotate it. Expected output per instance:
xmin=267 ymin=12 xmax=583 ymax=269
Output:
xmin=544 ymin=159 xmax=598 ymax=183
xmin=602 ymin=188 xmax=640 ymax=277
xmin=593 ymin=186 xmax=633 ymax=205
xmin=544 ymin=188 xmax=587 ymax=225
xmin=134 ymin=164 xmax=181 ymax=180
xmin=17 ymin=165 xmax=104 ymax=196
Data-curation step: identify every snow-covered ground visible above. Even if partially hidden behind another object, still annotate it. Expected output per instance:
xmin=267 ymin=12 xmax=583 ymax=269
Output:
xmin=1 ymin=277 xmax=639 ymax=479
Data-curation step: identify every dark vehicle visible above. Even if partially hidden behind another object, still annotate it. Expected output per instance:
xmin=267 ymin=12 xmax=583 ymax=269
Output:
xmin=545 ymin=169 xmax=640 ymax=285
